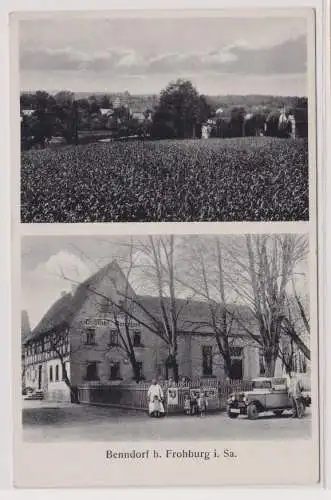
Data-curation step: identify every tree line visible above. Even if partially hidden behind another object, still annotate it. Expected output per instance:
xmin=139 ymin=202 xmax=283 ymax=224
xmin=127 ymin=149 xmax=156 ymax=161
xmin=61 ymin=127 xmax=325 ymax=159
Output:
xmin=20 ymin=80 xmax=308 ymax=150
xmin=20 ymin=90 xmax=153 ymax=149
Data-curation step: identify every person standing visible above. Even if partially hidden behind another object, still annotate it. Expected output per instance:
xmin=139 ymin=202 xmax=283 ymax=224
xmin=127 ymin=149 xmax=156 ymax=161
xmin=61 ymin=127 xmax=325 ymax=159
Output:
xmin=183 ymin=394 xmax=191 ymax=415
xmin=167 ymin=377 xmax=174 ymax=388
xmin=287 ymin=375 xmax=304 ymax=418
xmin=147 ymin=379 xmax=165 ymax=418
xmin=197 ymin=388 xmax=207 ymax=417
xmin=190 ymin=391 xmax=198 ymax=415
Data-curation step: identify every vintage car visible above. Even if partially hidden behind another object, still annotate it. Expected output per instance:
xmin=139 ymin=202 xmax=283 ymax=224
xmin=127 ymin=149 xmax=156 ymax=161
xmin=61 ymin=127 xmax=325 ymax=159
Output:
xmin=226 ymin=377 xmax=311 ymax=420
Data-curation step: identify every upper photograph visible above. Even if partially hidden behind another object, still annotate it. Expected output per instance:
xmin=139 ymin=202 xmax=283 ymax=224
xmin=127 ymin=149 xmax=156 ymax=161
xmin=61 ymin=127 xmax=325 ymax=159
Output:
xmin=18 ymin=10 xmax=314 ymax=223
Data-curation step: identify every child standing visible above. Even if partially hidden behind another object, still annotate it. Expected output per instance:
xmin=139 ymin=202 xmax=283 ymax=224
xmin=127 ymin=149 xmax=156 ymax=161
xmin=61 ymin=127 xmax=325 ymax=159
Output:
xmin=190 ymin=392 xmax=198 ymax=415
xmin=153 ymin=395 xmax=162 ymax=418
xmin=183 ymin=395 xmax=191 ymax=415
xmin=197 ymin=389 xmax=207 ymax=417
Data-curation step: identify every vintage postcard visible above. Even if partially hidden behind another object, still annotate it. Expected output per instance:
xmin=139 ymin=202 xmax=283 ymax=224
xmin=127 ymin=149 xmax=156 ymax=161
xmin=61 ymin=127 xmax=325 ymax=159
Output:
xmin=11 ymin=7 xmax=321 ymax=489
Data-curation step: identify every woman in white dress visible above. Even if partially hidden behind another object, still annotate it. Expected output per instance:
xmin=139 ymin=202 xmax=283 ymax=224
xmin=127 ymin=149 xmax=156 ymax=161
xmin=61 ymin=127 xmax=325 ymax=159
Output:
xmin=147 ymin=379 xmax=165 ymax=417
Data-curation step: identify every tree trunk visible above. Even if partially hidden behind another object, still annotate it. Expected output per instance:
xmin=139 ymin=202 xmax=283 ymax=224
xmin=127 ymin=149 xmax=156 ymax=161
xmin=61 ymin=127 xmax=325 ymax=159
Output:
xmin=280 ymin=316 xmax=311 ymax=361
xmin=58 ymin=356 xmax=80 ymax=403
xmin=264 ymin=351 xmax=276 ymax=377
xmin=166 ymin=354 xmax=179 ymax=383
xmin=130 ymin=356 xmax=141 ymax=383
xmin=215 ymin=334 xmax=234 ymax=380
xmin=63 ymin=369 xmax=79 ymax=403
xmin=223 ymin=352 xmax=235 ymax=380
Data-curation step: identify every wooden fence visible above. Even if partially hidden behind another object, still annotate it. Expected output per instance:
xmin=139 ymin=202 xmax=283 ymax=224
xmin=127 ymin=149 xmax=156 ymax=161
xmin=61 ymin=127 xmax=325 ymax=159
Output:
xmin=78 ymin=379 xmax=253 ymax=413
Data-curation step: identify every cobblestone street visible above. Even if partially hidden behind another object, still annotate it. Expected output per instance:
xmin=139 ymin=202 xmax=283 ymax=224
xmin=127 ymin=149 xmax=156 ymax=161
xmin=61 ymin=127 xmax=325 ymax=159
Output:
xmin=22 ymin=400 xmax=312 ymax=442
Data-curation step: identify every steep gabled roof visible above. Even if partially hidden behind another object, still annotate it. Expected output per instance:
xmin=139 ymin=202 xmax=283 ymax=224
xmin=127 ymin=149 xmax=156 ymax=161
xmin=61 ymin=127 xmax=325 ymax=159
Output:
xmin=25 ymin=293 xmax=73 ymax=344
xmin=25 ymin=260 xmax=123 ymax=343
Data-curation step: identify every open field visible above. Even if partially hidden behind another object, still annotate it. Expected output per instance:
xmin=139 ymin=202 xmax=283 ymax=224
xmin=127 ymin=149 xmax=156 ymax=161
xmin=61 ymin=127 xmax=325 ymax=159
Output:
xmin=21 ymin=137 xmax=309 ymax=223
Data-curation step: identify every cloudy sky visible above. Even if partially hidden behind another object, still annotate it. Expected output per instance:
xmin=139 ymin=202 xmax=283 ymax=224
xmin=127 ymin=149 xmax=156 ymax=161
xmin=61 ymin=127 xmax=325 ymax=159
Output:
xmin=21 ymin=235 xmax=309 ymax=330
xmin=19 ymin=15 xmax=308 ymax=96
xmin=21 ymin=236 xmax=131 ymax=329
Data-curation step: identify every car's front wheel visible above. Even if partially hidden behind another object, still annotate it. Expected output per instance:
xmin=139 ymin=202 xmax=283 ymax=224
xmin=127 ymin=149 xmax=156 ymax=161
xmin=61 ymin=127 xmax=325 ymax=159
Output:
xmin=247 ymin=403 xmax=259 ymax=420
xmin=227 ymin=410 xmax=239 ymax=419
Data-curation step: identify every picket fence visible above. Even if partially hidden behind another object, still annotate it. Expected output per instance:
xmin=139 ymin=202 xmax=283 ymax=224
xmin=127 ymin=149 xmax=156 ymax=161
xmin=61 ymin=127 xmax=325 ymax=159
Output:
xmin=78 ymin=379 xmax=253 ymax=413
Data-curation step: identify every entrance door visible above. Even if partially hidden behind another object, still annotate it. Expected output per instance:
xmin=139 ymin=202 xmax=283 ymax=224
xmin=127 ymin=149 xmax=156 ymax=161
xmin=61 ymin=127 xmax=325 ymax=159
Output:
xmin=38 ymin=365 xmax=42 ymax=390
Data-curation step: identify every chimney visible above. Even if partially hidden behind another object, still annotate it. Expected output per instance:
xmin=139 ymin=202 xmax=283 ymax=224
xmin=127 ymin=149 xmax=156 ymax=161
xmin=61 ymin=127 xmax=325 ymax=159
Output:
xmin=21 ymin=310 xmax=31 ymax=343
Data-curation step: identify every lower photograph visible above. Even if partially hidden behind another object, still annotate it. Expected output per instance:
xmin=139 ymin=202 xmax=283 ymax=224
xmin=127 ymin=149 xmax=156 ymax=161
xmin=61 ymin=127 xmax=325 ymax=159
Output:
xmin=15 ymin=232 xmax=319 ymax=487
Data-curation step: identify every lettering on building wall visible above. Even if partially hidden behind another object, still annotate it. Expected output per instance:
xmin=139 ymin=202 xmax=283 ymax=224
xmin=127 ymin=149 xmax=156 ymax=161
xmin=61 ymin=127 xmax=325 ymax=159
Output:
xmin=84 ymin=317 xmax=139 ymax=328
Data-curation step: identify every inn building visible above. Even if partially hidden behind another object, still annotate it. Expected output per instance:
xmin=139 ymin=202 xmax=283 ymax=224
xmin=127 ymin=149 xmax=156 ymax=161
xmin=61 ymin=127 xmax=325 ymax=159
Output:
xmin=22 ymin=261 xmax=309 ymax=402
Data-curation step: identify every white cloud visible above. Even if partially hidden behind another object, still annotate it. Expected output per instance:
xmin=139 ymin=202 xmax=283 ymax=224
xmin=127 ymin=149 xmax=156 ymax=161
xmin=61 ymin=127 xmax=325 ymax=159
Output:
xmin=203 ymin=49 xmax=238 ymax=65
xmin=117 ymin=50 xmax=144 ymax=68
xmin=33 ymin=250 xmax=91 ymax=283
xmin=23 ymin=251 xmax=92 ymax=328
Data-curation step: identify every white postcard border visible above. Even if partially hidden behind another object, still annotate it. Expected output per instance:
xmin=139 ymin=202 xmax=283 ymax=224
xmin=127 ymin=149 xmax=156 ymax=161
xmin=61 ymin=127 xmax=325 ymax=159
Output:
xmin=7 ymin=2 xmax=326 ymax=489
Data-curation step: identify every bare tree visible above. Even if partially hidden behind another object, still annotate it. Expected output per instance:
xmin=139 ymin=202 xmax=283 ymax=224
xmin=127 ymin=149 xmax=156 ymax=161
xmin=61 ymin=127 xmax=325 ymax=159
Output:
xmin=117 ymin=235 xmax=187 ymax=381
xmin=277 ymin=279 xmax=310 ymax=363
xmin=225 ymin=234 xmax=309 ymax=376
xmin=175 ymin=236 xmax=242 ymax=379
xmin=277 ymin=300 xmax=310 ymax=376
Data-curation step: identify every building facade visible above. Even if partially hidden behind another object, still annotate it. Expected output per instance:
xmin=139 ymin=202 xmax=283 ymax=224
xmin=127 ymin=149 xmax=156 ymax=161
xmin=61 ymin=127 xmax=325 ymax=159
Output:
xmin=22 ymin=261 xmax=309 ymax=402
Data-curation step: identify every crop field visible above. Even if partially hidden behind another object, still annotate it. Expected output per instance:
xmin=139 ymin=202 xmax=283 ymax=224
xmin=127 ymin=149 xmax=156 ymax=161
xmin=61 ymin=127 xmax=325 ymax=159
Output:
xmin=21 ymin=137 xmax=309 ymax=222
